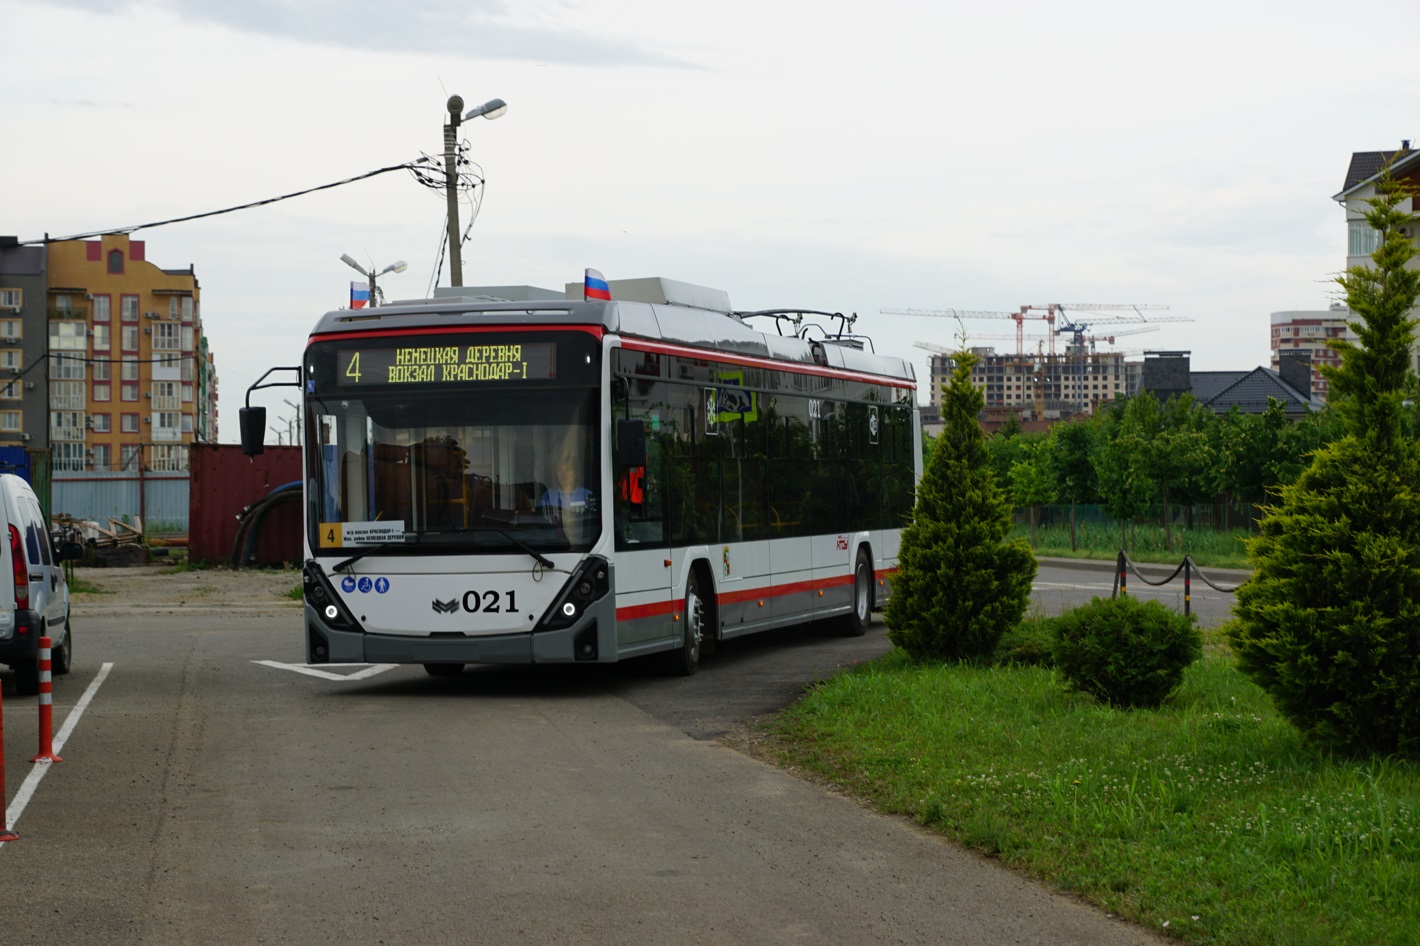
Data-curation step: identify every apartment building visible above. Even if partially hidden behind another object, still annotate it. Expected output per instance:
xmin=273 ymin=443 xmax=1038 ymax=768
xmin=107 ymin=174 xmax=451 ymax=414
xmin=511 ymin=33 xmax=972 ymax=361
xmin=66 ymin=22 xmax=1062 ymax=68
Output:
xmin=927 ymin=346 xmax=1130 ymax=423
xmin=42 ymin=235 xmax=217 ymax=472
xmin=1268 ymin=305 xmax=1355 ymax=399
xmin=0 ymin=238 xmax=49 ymax=451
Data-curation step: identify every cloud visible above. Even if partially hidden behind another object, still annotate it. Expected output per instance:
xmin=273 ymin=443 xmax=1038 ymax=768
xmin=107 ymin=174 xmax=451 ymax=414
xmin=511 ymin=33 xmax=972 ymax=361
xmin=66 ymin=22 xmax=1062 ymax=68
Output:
xmin=38 ymin=0 xmax=701 ymax=68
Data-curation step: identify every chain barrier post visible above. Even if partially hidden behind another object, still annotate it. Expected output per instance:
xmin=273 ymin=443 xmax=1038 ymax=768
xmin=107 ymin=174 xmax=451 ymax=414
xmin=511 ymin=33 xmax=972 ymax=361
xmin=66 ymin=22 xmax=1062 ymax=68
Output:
xmin=0 ymin=686 xmax=17 ymax=842
xmin=31 ymin=636 xmax=62 ymax=764
xmin=1184 ymin=558 xmax=1192 ymax=617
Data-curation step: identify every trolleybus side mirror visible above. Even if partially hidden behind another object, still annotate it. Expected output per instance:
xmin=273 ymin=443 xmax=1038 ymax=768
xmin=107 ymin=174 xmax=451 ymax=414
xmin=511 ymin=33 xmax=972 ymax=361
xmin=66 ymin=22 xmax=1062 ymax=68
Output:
xmin=240 ymin=406 xmax=268 ymax=457
xmin=615 ymin=419 xmax=646 ymax=468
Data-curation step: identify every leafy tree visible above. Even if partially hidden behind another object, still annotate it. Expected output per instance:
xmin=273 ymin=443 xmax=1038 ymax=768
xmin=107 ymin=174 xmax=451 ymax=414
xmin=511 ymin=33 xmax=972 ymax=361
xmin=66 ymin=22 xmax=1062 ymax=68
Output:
xmin=1214 ymin=402 xmax=1288 ymax=506
xmin=1093 ymin=392 xmax=1158 ymax=550
xmin=1009 ymin=437 xmax=1057 ymax=547
xmin=985 ymin=421 xmax=1031 ymax=495
xmin=1049 ymin=419 xmax=1098 ymax=550
xmin=1229 ymin=170 xmax=1420 ymax=757
xmin=886 ymin=352 xmax=1036 ymax=661
xmin=1155 ymin=394 xmax=1217 ymax=542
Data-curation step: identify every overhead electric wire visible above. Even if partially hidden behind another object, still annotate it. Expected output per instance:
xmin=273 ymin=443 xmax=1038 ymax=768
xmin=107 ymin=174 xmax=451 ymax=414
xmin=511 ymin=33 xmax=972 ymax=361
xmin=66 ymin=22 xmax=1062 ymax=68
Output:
xmin=21 ymin=159 xmax=439 ymax=245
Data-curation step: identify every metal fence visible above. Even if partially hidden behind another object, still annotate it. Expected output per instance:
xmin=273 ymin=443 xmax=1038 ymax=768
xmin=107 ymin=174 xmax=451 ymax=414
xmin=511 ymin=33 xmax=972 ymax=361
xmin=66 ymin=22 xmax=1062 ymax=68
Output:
xmin=51 ymin=471 xmax=190 ymax=533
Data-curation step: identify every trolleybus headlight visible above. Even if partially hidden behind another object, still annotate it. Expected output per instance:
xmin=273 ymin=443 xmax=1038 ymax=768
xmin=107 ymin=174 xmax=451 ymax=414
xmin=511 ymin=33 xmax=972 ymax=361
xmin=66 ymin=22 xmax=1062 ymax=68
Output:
xmin=537 ymin=556 xmax=612 ymax=632
xmin=325 ymin=604 xmax=339 ymax=620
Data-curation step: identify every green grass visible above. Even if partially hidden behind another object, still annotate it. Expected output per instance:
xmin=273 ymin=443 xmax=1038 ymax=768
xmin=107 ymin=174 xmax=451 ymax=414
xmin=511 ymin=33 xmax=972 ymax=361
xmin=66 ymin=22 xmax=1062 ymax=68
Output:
xmin=1015 ymin=520 xmax=1252 ymax=568
xmin=765 ymin=651 xmax=1419 ymax=946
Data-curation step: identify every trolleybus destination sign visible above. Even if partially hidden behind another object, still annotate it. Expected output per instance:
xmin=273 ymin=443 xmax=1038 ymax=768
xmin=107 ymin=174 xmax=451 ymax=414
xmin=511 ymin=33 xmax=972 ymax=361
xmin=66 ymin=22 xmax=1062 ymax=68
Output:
xmin=336 ymin=341 xmax=557 ymax=386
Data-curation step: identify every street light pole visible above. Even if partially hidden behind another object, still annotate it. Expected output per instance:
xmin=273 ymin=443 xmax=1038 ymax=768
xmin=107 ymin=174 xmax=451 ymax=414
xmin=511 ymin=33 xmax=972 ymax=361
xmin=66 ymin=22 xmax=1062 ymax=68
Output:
xmin=340 ymin=254 xmax=407 ymax=308
xmin=443 ymin=94 xmax=507 ymax=288
xmin=283 ymin=398 xmax=302 ymax=447
xmin=444 ymin=96 xmax=464 ymax=287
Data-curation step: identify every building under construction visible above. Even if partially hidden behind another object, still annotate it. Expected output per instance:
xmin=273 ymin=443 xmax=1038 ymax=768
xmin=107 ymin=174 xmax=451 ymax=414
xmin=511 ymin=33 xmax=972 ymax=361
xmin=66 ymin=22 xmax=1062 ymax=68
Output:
xmin=927 ymin=346 xmax=1143 ymax=425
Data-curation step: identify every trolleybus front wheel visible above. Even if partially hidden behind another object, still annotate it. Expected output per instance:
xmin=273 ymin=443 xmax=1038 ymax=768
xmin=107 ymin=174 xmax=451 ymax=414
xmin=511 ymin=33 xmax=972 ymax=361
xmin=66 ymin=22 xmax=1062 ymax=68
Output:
xmin=663 ymin=572 xmax=704 ymax=677
xmin=424 ymin=663 xmax=465 ymax=677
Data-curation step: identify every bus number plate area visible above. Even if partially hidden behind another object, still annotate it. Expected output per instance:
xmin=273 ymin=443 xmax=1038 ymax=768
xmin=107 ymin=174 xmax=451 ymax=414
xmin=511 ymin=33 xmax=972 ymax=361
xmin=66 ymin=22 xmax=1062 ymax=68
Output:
xmin=325 ymin=569 xmax=552 ymax=637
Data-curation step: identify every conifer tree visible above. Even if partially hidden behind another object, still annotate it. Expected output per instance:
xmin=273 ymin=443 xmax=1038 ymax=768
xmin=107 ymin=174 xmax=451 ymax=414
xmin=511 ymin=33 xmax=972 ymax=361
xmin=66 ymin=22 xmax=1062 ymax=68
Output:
xmin=886 ymin=352 xmax=1036 ymax=660
xmin=1229 ymin=170 xmax=1420 ymax=756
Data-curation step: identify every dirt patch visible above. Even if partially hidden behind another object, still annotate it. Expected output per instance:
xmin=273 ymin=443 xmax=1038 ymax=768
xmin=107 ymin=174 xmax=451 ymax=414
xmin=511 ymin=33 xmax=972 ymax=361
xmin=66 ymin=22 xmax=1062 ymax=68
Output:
xmin=71 ymin=563 xmax=302 ymax=615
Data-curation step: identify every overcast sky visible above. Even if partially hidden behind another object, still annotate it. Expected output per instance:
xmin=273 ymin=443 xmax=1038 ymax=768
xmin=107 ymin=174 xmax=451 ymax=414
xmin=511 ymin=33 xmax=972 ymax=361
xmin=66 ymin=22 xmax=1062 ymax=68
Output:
xmin=2 ymin=0 xmax=1416 ymax=440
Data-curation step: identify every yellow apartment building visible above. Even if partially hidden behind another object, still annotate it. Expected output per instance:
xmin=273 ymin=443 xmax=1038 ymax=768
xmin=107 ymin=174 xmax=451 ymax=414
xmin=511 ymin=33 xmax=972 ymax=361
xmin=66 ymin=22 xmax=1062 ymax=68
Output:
xmin=41 ymin=234 xmax=218 ymax=472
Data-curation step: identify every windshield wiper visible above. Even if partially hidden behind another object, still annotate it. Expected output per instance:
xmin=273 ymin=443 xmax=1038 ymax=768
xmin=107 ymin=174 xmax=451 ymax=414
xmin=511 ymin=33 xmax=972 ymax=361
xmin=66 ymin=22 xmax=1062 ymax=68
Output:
xmin=332 ymin=535 xmax=418 ymax=573
xmin=423 ymin=527 xmax=556 ymax=569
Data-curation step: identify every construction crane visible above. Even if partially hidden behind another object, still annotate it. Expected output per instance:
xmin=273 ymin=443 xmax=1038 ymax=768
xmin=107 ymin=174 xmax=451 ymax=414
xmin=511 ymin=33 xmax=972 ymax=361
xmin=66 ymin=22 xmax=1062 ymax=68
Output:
xmin=884 ymin=303 xmax=1183 ymax=357
xmin=886 ymin=308 xmax=1056 ymax=355
xmin=1045 ymin=304 xmax=1190 ymax=352
xmin=1072 ymin=325 xmax=1159 ymax=352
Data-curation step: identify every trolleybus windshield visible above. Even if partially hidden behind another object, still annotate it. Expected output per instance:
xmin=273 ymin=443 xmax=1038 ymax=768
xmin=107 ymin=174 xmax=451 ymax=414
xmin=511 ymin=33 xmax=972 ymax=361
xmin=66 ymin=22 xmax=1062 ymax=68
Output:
xmin=303 ymin=331 xmax=601 ymax=557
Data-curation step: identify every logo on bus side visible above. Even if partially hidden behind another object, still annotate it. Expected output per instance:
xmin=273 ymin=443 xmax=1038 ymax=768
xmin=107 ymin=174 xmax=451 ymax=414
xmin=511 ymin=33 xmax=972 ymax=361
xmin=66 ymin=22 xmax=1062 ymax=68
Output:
xmin=836 ymin=536 xmax=849 ymax=551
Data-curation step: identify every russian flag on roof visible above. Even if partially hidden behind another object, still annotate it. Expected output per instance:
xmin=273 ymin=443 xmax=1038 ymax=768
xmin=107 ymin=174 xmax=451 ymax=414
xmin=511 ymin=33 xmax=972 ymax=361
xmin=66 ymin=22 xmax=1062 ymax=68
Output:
xmin=350 ymin=281 xmax=370 ymax=309
xmin=584 ymin=268 xmax=611 ymax=301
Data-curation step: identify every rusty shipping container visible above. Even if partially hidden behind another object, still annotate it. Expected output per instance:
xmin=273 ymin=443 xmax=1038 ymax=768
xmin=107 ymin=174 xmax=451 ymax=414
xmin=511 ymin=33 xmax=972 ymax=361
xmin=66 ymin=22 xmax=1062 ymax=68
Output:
xmin=188 ymin=444 xmax=303 ymax=566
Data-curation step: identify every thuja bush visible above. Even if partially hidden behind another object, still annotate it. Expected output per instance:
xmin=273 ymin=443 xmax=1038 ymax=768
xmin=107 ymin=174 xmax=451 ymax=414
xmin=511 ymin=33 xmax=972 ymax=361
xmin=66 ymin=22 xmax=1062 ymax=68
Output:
xmin=1229 ymin=437 xmax=1420 ymax=755
xmin=1052 ymin=596 xmax=1201 ymax=708
xmin=886 ymin=351 xmax=1035 ymax=661
xmin=1230 ymin=170 xmax=1420 ymax=758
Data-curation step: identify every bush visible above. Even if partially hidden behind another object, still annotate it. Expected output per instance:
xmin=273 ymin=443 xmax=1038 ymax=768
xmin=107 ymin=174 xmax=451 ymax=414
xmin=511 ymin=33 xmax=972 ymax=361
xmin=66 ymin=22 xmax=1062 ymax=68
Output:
xmin=1229 ymin=171 xmax=1420 ymax=758
xmin=1229 ymin=437 xmax=1420 ymax=755
xmin=886 ymin=351 xmax=1036 ymax=661
xmin=1051 ymin=596 xmax=1201 ymax=708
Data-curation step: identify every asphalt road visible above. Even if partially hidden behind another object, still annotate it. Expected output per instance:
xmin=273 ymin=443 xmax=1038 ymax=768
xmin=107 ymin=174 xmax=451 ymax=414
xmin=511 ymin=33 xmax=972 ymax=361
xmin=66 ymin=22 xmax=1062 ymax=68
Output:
xmin=0 ymin=562 xmax=1207 ymax=945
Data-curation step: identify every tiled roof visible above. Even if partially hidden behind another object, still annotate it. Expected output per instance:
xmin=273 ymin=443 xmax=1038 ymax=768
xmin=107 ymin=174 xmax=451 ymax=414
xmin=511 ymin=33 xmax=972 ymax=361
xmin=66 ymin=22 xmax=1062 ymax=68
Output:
xmin=1191 ymin=367 xmax=1318 ymax=415
xmin=1340 ymin=147 xmax=1416 ymax=194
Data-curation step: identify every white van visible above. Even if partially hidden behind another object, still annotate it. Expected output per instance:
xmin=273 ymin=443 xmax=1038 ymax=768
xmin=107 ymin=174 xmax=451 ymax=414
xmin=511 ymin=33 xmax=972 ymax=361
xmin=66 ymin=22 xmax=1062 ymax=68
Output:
xmin=0 ymin=474 xmax=80 ymax=696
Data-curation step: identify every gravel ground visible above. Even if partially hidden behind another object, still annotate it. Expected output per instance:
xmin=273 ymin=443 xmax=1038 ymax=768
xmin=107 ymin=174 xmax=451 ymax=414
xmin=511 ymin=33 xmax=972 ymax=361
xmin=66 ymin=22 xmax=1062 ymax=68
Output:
xmin=70 ymin=563 xmax=302 ymax=615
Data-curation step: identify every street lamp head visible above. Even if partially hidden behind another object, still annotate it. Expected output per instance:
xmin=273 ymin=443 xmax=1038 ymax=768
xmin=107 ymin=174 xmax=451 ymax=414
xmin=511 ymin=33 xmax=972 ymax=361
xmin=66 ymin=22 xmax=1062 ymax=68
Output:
xmin=447 ymin=95 xmax=464 ymax=118
xmin=379 ymin=260 xmax=409 ymax=276
xmin=464 ymin=97 xmax=508 ymax=121
xmin=339 ymin=253 xmax=368 ymax=277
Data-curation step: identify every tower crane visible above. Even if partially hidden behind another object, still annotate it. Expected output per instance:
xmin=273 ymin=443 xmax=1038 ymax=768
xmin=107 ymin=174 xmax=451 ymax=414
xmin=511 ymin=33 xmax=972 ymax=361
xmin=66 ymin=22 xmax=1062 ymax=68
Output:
xmin=1044 ymin=304 xmax=1190 ymax=352
xmin=882 ymin=307 xmax=1057 ymax=356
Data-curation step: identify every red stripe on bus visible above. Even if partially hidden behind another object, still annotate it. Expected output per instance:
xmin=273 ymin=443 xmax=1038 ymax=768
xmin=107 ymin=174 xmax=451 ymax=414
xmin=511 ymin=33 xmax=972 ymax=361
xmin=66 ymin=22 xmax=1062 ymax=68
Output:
xmin=310 ymin=324 xmax=605 ymax=344
xmin=616 ymin=599 xmax=680 ymax=622
xmin=617 ymin=572 xmax=863 ymax=621
xmin=620 ymin=339 xmax=917 ymax=390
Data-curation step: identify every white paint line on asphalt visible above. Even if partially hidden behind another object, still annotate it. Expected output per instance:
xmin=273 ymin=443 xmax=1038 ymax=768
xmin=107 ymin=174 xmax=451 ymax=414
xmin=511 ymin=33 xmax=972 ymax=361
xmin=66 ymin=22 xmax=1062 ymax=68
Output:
xmin=2 ymin=662 xmax=114 ymax=846
xmin=252 ymin=660 xmax=398 ymax=681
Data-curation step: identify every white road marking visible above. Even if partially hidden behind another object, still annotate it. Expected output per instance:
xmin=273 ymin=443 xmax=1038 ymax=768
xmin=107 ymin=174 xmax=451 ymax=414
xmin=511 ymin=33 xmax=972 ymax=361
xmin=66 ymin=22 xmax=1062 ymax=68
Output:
xmin=252 ymin=660 xmax=398 ymax=681
xmin=2 ymin=662 xmax=114 ymax=844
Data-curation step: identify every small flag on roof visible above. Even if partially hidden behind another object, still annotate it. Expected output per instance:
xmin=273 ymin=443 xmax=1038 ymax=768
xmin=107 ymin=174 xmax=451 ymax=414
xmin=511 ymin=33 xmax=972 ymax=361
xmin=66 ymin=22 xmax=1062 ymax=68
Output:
xmin=350 ymin=281 xmax=370 ymax=309
xmin=584 ymin=268 xmax=611 ymax=302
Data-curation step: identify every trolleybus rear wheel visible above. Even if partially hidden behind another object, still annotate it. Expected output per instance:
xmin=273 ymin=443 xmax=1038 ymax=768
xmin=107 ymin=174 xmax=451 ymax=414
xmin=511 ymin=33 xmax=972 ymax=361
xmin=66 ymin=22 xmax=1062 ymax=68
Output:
xmin=834 ymin=550 xmax=872 ymax=637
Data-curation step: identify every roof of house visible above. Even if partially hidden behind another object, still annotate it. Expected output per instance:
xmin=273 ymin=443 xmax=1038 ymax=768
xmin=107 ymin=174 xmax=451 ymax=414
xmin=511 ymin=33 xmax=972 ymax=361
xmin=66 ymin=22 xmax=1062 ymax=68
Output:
xmin=1336 ymin=145 xmax=1420 ymax=199
xmin=1189 ymin=367 xmax=1319 ymax=415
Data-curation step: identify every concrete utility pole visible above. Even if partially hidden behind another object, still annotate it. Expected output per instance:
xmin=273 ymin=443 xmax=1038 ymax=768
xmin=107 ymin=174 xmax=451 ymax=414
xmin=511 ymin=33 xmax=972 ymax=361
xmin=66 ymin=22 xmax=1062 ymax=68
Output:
xmin=442 ymin=94 xmax=507 ymax=289
xmin=444 ymin=95 xmax=464 ymax=287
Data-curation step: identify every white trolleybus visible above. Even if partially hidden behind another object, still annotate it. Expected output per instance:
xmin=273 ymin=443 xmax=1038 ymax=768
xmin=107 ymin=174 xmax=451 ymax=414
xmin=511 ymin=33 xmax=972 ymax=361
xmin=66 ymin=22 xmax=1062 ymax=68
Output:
xmin=240 ymin=275 xmax=921 ymax=676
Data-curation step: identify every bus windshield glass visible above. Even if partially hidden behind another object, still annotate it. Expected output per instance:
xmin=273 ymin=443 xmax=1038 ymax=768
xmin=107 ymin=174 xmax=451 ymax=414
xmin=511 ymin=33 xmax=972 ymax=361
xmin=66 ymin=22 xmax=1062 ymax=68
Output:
xmin=304 ymin=331 xmax=600 ymax=556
